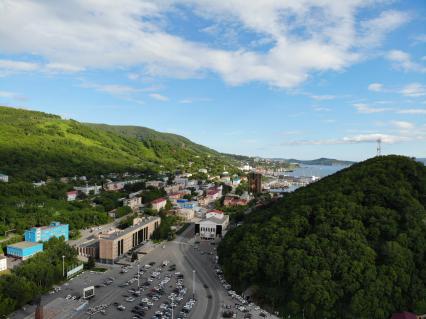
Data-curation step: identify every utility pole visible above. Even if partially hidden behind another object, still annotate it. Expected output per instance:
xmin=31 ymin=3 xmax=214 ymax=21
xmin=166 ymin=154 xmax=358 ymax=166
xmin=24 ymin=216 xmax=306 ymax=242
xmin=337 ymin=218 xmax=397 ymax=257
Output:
xmin=62 ymin=255 xmax=65 ymax=277
xmin=192 ymin=270 xmax=196 ymax=299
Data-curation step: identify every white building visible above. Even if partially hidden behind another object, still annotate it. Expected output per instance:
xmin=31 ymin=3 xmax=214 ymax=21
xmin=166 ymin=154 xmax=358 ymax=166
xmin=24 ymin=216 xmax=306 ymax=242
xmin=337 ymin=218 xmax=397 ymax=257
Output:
xmin=74 ymin=185 xmax=101 ymax=195
xmin=67 ymin=191 xmax=78 ymax=201
xmin=176 ymin=208 xmax=195 ymax=221
xmin=195 ymin=210 xmax=229 ymax=240
xmin=151 ymin=198 xmax=167 ymax=211
xmin=0 ymin=174 xmax=9 ymax=183
xmin=0 ymin=255 xmax=7 ymax=272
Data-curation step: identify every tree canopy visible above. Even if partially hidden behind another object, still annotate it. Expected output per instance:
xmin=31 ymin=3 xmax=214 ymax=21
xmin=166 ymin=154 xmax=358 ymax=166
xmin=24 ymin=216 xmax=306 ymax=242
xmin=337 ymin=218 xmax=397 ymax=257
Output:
xmin=218 ymin=155 xmax=426 ymax=319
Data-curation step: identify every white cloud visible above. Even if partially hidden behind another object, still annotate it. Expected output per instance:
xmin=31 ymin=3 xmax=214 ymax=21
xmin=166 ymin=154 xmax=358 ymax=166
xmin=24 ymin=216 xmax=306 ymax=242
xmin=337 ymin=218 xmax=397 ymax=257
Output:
xmin=0 ymin=90 xmax=27 ymax=101
xmin=0 ymin=59 xmax=39 ymax=75
xmin=313 ymin=107 xmax=331 ymax=112
xmin=45 ymin=63 xmax=84 ymax=73
xmin=149 ymin=93 xmax=169 ymax=101
xmin=0 ymin=1 xmax=411 ymax=89
xmin=412 ymin=34 xmax=426 ymax=45
xmin=368 ymin=83 xmax=384 ymax=92
xmin=391 ymin=120 xmax=414 ymax=130
xmin=397 ymin=108 xmax=426 ymax=115
xmin=284 ymin=133 xmax=409 ymax=145
xmin=310 ymin=95 xmax=335 ymax=101
xmin=80 ymin=82 xmax=140 ymax=96
xmin=386 ymin=50 xmax=426 ymax=73
xmin=400 ymin=83 xmax=426 ymax=97
xmin=353 ymin=103 xmax=389 ymax=114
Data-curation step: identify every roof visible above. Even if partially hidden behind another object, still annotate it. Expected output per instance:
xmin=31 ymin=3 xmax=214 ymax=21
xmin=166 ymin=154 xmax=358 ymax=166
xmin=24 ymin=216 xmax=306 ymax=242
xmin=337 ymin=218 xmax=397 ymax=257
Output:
xmin=208 ymin=210 xmax=224 ymax=214
xmin=67 ymin=191 xmax=78 ymax=195
xmin=390 ymin=312 xmax=417 ymax=319
xmin=8 ymin=241 xmax=43 ymax=249
xmin=200 ymin=216 xmax=228 ymax=225
xmin=101 ymin=216 xmax=161 ymax=241
xmin=152 ymin=197 xmax=166 ymax=204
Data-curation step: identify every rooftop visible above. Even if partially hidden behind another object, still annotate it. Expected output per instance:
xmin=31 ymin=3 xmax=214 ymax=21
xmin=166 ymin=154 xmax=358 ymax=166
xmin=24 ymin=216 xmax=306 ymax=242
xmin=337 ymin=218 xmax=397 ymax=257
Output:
xmin=152 ymin=197 xmax=166 ymax=204
xmin=8 ymin=241 xmax=43 ymax=249
xmin=101 ymin=216 xmax=160 ymax=241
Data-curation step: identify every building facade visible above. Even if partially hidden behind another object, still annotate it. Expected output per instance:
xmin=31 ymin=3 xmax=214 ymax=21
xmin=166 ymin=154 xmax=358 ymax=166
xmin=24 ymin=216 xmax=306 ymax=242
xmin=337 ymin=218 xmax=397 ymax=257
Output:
xmin=248 ymin=172 xmax=262 ymax=194
xmin=0 ymin=173 xmax=8 ymax=183
xmin=123 ymin=196 xmax=142 ymax=211
xmin=67 ymin=191 xmax=78 ymax=201
xmin=151 ymin=198 xmax=167 ymax=211
xmin=0 ymin=255 xmax=7 ymax=272
xmin=99 ymin=216 xmax=160 ymax=264
xmin=7 ymin=241 xmax=43 ymax=260
xmin=25 ymin=221 xmax=69 ymax=242
xmin=195 ymin=210 xmax=229 ymax=240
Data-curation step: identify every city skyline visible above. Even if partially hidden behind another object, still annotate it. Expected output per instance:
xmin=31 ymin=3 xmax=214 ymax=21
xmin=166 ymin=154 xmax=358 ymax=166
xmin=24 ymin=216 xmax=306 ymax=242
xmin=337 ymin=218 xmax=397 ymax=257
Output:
xmin=0 ymin=0 xmax=425 ymax=160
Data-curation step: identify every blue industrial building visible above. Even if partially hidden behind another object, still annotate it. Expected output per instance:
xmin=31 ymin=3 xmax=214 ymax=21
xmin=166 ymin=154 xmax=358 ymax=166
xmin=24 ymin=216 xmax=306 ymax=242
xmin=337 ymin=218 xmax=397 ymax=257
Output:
xmin=7 ymin=241 xmax=43 ymax=260
xmin=24 ymin=221 xmax=69 ymax=242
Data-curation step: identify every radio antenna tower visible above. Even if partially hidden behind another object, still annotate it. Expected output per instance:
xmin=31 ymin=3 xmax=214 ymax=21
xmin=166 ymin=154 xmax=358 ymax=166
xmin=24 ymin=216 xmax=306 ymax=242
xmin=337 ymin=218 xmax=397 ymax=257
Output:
xmin=376 ymin=138 xmax=382 ymax=156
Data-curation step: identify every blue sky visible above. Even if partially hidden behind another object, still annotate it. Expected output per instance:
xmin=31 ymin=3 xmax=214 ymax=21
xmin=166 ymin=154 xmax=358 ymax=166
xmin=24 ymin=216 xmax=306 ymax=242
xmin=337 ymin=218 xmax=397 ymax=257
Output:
xmin=0 ymin=0 xmax=425 ymax=161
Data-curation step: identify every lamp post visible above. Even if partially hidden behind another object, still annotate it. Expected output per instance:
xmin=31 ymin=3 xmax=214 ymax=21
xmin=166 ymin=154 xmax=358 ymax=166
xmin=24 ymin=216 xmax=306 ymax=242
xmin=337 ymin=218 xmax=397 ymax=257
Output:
xmin=192 ymin=270 xmax=196 ymax=299
xmin=62 ymin=255 xmax=65 ymax=277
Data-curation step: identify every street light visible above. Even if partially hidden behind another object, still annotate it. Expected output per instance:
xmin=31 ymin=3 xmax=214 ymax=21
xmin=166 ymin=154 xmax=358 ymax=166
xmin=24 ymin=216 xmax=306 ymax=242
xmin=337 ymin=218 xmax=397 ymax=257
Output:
xmin=62 ymin=255 xmax=65 ymax=277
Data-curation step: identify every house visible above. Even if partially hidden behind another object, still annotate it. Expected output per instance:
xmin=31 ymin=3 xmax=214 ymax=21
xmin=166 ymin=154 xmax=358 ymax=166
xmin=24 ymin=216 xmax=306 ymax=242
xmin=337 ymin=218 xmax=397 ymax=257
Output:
xmin=224 ymin=195 xmax=248 ymax=207
xmin=123 ymin=196 xmax=142 ymax=211
xmin=146 ymin=180 xmax=164 ymax=189
xmin=0 ymin=255 xmax=7 ymax=272
xmin=33 ymin=181 xmax=46 ymax=187
xmin=104 ymin=181 xmax=124 ymax=192
xmin=164 ymin=185 xmax=182 ymax=195
xmin=168 ymin=192 xmax=183 ymax=201
xmin=151 ymin=198 xmax=167 ymax=211
xmin=74 ymin=185 xmax=102 ymax=195
xmin=206 ymin=187 xmax=221 ymax=201
xmin=0 ymin=173 xmax=9 ymax=183
xmin=67 ymin=191 xmax=78 ymax=201
xmin=176 ymin=208 xmax=195 ymax=221
xmin=195 ymin=211 xmax=229 ymax=240
xmin=198 ymin=168 xmax=208 ymax=174
xmin=390 ymin=312 xmax=417 ymax=319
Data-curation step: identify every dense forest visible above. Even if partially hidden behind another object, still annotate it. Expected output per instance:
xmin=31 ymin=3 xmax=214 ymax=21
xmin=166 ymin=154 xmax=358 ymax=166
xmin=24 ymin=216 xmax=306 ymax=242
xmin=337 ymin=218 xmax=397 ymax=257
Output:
xmin=218 ymin=155 xmax=426 ymax=319
xmin=0 ymin=106 xmax=240 ymax=180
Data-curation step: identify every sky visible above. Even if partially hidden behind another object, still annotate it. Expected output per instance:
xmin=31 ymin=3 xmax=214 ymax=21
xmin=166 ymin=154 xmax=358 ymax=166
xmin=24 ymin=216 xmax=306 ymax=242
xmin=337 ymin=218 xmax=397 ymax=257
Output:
xmin=0 ymin=0 xmax=425 ymax=161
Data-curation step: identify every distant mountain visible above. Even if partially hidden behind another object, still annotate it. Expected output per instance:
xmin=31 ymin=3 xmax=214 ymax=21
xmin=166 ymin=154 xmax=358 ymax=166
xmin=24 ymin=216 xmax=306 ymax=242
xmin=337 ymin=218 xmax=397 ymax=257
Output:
xmin=218 ymin=155 xmax=426 ymax=318
xmin=272 ymin=157 xmax=355 ymax=166
xmin=0 ymin=106 xmax=239 ymax=180
xmin=417 ymin=158 xmax=426 ymax=165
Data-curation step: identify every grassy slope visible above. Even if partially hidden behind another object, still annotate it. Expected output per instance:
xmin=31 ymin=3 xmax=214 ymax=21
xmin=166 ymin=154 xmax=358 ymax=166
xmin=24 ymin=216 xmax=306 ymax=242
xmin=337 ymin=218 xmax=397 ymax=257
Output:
xmin=0 ymin=106 xmax=238 ymax=180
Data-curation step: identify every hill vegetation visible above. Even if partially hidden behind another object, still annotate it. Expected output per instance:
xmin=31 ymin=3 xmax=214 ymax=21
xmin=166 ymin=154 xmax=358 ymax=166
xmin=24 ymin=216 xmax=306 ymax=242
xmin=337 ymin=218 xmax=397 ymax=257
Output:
xmin=218 ymin=155 xmax=426 ymax=319
xmin=0 ymin=106 xmax=239 ymax=180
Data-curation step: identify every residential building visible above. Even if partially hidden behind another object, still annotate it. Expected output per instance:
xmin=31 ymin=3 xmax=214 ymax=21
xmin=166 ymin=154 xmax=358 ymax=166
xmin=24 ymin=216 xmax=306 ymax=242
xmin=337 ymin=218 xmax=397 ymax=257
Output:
xmin=198 ymin=168 xmax=208 ymax=174
xmin=195 ymin=210 xmax=229 ymax=240
xmin=168 ymin=192 xmax=183 ymax=201
xmin=176 ymin=199 xmax=196 ymax=210
xmin=33 ymin=181 xmax=46 ymax=187
xmin=0 ymin=173 xmax=8 ymax=183
xmin=0 ymin=255 xmax=7 ymax=272
xmin=123 ymin=196 xmax=142 ymax=211
xmin=25 ymin=221 xmax=69 ymax=242
xmin=7 ymin=241 xmax=43 ymax=260
xmin=104 ymin=181 xmax=124 ymax=192
xmin=151 ymin=197 xmax=167 ymax=211
xmin=67 ymin=191 xmax=78 ymax=201
xmin=248 ymin=172 xmax=262 ymax=194
xmin=224 ymin=195 xmax=248 ymax=206
xmin=145 ymin=180 xmax=164 ymax=188
xmin=176 ymin=208 xmax=194 ymax=221
xmin=74 ymin=185 xmax=101 ymax=195
xmin=207 ymin=187 xmax=221 ymax=201
xmin=98 ymin=216 xmax=160 ymax=264
xmin=164 ymin=184 xmax=182 ymax=194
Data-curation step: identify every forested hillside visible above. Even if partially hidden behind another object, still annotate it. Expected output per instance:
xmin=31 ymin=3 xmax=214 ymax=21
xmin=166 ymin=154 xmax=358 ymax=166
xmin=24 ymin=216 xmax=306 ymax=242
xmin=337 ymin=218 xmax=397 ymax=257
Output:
xmin=0 ymin=106 xmax=238 ymax=180
xmin=218 ymin=155 xmax=426 ymax=319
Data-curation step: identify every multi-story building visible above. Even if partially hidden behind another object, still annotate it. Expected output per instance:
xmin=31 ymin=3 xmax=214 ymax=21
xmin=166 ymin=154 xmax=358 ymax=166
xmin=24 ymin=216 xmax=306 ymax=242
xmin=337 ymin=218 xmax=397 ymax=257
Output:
xmin=24 ymin=221 xmax=69 ymax=242
xmin=103 ymin=181 xmax=124 ymax=192
xmin=248 ymin=172 xmax=262 ymax=194
xmin=0 ymin=255 xmax=7 ymax=272
xmin=195 ymin=210 xmax=229 ymax=240
xmin=145 ymin=180 xmax=165 ymax=189
xmin=151 ymin=198 xmax=167 ymax=211
xmin=7 ymin=241 xmax=43 ymax=260
xmin=98 ymin=216 xmax=160 ymax=264
xmin=0 ymin=173 xmax=8 ymax=183
xmin=123 ymin=196 xmax=142 ymax=211
xmin=74 ymin=185 xmax=101 ymax=195
xmin=78 ymin=239 xmax=99 ymax=259
xmin=176 ymin=208 xmax=194 ymax=222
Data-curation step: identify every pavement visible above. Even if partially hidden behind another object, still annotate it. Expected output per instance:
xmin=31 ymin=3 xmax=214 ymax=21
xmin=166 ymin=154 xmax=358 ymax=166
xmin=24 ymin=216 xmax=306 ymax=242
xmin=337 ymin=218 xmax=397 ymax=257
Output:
xmin=10 ymin=223 xmax=279 ymax=319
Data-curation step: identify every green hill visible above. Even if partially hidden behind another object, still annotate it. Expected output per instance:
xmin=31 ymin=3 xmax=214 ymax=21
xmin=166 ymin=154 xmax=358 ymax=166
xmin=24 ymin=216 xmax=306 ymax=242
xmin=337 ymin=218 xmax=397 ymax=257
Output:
xmin=218 ymin=155 xmax=426 ymax=319
xmin=0 ymin=106 xmax=238 ymax=180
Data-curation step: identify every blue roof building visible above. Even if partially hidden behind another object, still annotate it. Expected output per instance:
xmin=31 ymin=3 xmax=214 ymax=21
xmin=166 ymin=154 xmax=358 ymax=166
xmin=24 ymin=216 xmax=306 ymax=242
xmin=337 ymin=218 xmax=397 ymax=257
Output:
xmin=176 ymin=199 xmax=196 ymax=209
xmin=25 ymin=221 xmax=69 ymax=242
xmin=7 ymin=241 xmax=43 ymax=260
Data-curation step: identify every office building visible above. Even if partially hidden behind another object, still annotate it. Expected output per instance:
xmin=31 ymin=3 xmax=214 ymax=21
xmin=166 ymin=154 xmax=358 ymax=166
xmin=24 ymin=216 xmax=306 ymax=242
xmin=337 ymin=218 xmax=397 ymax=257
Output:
xmin=7 ymin=241 xmax=43 ymax=260
xmin=248 ymin=172 xmax=262 ymax=194
xmin=25 ymin=221 xmax=69 ymax=242
xmin=99 ymin=216 xmax=160 ymax=264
